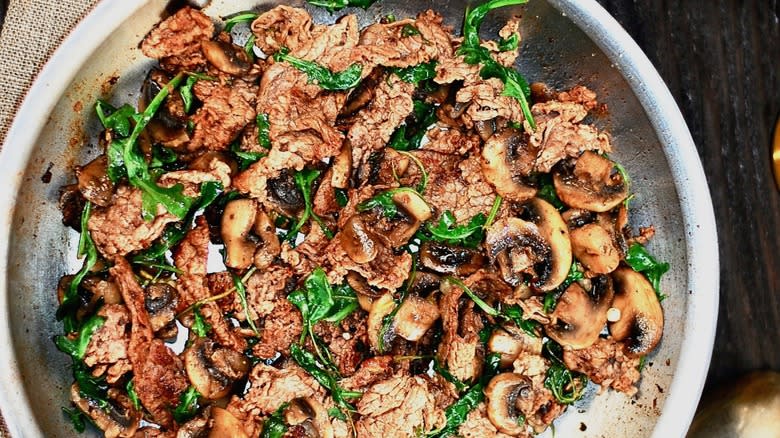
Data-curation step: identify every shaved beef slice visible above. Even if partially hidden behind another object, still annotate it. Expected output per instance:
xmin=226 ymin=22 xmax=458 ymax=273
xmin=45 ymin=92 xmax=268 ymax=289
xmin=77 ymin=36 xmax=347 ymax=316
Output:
xmin=356 ymin=375 xmax=446 ymax=437
xmin=188 ymin=79 xmax=258 ymax=152
xmin=512 ymin=353 xmax=566 ymax=432
xmin=251 ymin=5 xmax=319 ymax=55
xmin=325 ymin=231 xmax=412 ymax=290
xmin=174 ymin=217 xmax=246 ymax=352
xmin=111 ymin=258 xmax=188 ymax=429
xmin=83 ymin=304 xmax=132 ymax=383
xmin=562 ymin=337 xmax=641 ymax=396
xmin=424 ymin=155 xmax=497 ymax=224
xmin=141 ymin=7 xmax=214 ymax=72
xmin=459 ymin=403 xmax=518 ymax=438
xmin=438 ymin=282 xmax=485 ymax=383
xmin=88 ymin=185 xmax=178 ymax=260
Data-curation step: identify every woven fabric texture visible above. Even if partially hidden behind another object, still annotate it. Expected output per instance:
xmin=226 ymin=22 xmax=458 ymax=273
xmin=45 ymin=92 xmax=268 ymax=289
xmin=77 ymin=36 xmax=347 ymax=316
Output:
xmin=0 ymin=0 xmax=99 ymax=435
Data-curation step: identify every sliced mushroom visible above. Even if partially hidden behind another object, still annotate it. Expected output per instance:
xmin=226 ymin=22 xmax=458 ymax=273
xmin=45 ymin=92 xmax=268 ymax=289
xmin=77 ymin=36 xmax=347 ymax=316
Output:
xmin=76 ymin=155 xmax=115 ymax=207
xmin=81 ymin=275 xmax=122 ymax=306
xmin=392 ymin=296 xmax=441 ymax=341
xmin=222 ymin=199 xmax=259 ymax=270
xmin=209 ymin=407 xmax=249 ymax=438
xmin=267 ymin=170 xmax=305 ymax=216
xmin=367 ymin=293 xmax=396 ymax=352
xmin=59 ymin=184 xmax=87 ymax=231
xmin=201 ymin=40 xmax=252 ymax=76
xmin=485 ymin=373 xmax=533 ymax=435
xmin=570 ymin=223 xmax=620 ymax=274
xmin=481 ymin=129 xmax=538 ymax=202
xmin=184 ymin=338 xmax=250 ymax=399
xmin=609 ymin=267 xmax=664 ymax=357
xmin=406 ymin=271 xmax=442 ymax=297
xmin=485 ymin=198 xmax=572 ymax=290
xmin=253 ymin=209 xmax=281 ymax=270
xmin=190 ymin=151 xmax=239 ymax=179
xmin=553 ymin=151 xmax=629 ymax=212
xmin=145 ymin=282 xmax=179 ymax=337
xmin=283 ymin=397 xmax=334 ymax=438
xmin=392 ymin=189 xmax=432 ymax=222
xmin=547 ymin=276 xmax=615 ymax=349
xmin=143 ymin=69 xmax=190 ymax=149
xmin=488 ymin=325 xmax=543 ymax=368
xmin=420 ymin=241 xmax=485 ymax=276
xmin=331 ymin=142 xmax=352 ymax=190
xmin=341 ymin=215 xmax=380 ymax=264
xmin=70 ymin=384 xmax=140 ymax=437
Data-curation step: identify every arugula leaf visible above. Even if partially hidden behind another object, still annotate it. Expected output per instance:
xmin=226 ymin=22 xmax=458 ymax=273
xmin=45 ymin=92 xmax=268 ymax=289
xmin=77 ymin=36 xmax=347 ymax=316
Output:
xmin=274 ymin=48 xmax=363 ymax=91
xmin=290 ymin=344 xmax=361 ymax=412
xmin=542 ymin=341 xmax=587 ymax=404
xmin=388 ymin=100 xmax=437 ymax=151
xmin=180 ymin=76 xmax=198 ymax=114
xmin=324 ymin=284 xmax=360 ymax=323
xmin=232 ymin=270 xmax=260 ymax=334
xmin=286 ymin=169 xmax=333 ymax=244
xmin=95 ymin=101 xmax=135 ymax=137
xmin=172 ymin=386 xmax=201 ymax=424
xmin=256 ymin=113 xmax=272 ymax=149
xmin=395 ymin=150 xmax=429 ymax=193
xmin=500 ymin=304 xmax=540 ymax=337
xmin=138 ymin=179 xmax=194 ymax=221
xmin=425 ymin=211 xmax=486 ymax=248
xmin=288 ymin=268 xmax=358 ymax=344
xmin=335 ymin=188 xmax=349 ymax=208
xmin=55 ymin=313 xmax=105 ymax=360
xmin=192 ymin=305 xmax=211 ymax=337
xmin=73 ymin=361 xmax=109 ymax=409
xmin=62 ymin=406 xmax=90 ymax=433
xmin=231 ymin=142 xmax=266 ymax=171
xmin=306 ymin=0 xmax=378 ymax=12
xmin=132 ymin=181 xmax=222 ymax=264
xmin=260 ymin=403 xmax=289 ymax=438
xmin=244 ymin=34 xmax=257 ymax=61
xmin=223 ymin=12 xmax=259 ymax=32
xmin=498 ymin=33 xmax=519 ymax=51
xmin=429 ymin=354 xmax=501 ymax=437
xmin=637 ymin=355 xmax=647 ymax=372
xmin=391 ymin=62 xmax=437 ymax=84
xmin=444 ymin=277 xmax=499 ymax=317
xmin=57 ymin=202 xmax=98 ymax=331
xmin=126 ymin=380 xmax=141 ymax=411
xmin=537 ymin=174 xmax=564 ymax=210
xmin=401 ymin=23 xmax=421 ymax=37
xmin=433 ymin=359 xmax=468 ymax=393
xmin=457 ymin=0 xmax=535 ymax=131
xmin=625 ymin=243 xmax=670 ymax=301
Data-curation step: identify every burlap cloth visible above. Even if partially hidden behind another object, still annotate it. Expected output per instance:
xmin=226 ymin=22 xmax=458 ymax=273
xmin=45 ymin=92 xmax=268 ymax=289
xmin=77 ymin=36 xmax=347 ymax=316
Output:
xmin=0 ymin=1 xmax=100 ymax=435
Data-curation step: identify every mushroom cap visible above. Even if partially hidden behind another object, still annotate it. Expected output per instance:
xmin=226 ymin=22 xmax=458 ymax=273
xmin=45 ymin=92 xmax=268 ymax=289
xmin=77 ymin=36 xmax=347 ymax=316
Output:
xmin=546 ymin=276 xmax=615 ymax=349
xmin=420 ymin=241 xmax=485 ymax=276
xmin=283 ymin=397 xmax=334 ymax=438
xmin=485 ymin=198 xmax=572 ymax=291
xmin=221 ymin=198 xmax=259 ymax=270
xmin=481 ymin=129 xmax=538 ymax=202
xmin=570 ymin=223 xmax=621 ymax=274
xmin=341 ymin=215 xmax=380 ymax=264
xmin=209 ymin=407 xmax=249 ymax=438
xmin=485 ymin=373 xmax=533 ymax=435
xmin=70 ymin=384 xmax=140 ymax=437
xmin=608 ymin=267 xmax=664 ymax=357
xmin=76 ymin=155 xmax=114 ymax=207
xmin=201 ymin=40 xmax=252 ymax=76
xmin=553 ymin=151 xmax=629 ymax=212
xmin=393 ymin=295 xmax=441 ymax=341
xmin=367 ymin=293 xmax=396 ymax=352
xmin=184 ymin=338 xmax=250 ymax=400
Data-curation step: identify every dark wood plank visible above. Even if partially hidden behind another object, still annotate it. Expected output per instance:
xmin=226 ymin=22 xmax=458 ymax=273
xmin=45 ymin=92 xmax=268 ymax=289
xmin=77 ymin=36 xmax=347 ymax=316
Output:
xmin=596 ymin=0 xmax=780 ymax=387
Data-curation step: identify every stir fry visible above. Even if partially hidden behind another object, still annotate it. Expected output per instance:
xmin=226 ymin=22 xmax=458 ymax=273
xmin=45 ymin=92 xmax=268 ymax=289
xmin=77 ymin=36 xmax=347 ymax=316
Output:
xmin=55 ymin=0 xmax=669 ymax=436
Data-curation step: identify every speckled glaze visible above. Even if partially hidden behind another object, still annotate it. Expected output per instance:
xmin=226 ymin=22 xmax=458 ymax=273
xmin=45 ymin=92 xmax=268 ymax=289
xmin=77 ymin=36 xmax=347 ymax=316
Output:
xmin=0 ymin=1 xmax=718 ymax=436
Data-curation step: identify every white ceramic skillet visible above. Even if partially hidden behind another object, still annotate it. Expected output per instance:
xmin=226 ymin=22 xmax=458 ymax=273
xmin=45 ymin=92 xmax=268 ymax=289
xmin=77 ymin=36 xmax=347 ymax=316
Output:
xmin=0 ymin=0 xmax=718 ymax=436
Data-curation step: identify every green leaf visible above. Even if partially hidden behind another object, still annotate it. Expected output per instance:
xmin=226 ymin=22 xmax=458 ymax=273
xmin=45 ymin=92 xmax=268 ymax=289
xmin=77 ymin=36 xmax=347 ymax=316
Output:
xmin=306 ymin=0 xmax=378 ymax=13
xmin=106 ymin=140 xmax=127 ymax=183
xmin=137 ymin=179 xmax=194 ymax=221
xmin=179 ymin=76 xmax=198 ymax=114
xmin=231 ymin=142 xmax=266 ymax=171
xmin=498 ymin=33 xmax=519 ymax=51
xmin=288 ymin=268 xmax=358 ymax=331
xmin=500 ymin=304 xmax=540 ymax=337
xmin=425 ymin=211 xmax=486 ymax=248
xmin=223 ymin=11 xmax=259 ymax=32
xmin=192 ymin=305 xmax=211 ymax=337
xmin=95 ymin=101 xmax=136 ymax=137
xmin=57 ymin=202 xmax=99 ymax=329
xmin=260 ymin=403 xmax=289 ymax=438
xmin=62 ymin=407 xmax=88 ymax=433
xmin=303 ymin=268 xmax=336 ymax=322
xmin=625 ymin=243 xmax=670 ymax=301
xmin=286 ymin=169 xmax=333 ymax=244
xmin=391 ymin=62 xmax=437 ymax=84
xmin=126 ymin=380 xmax=141 ymax=411
xmin=256 ymin=113 xmax=272 ymax=149
xmin=401 ymin=23 xmax=421 ymax=37
xmin=335 ymin=188 xmax=349 ymax=208
xmin=274 ymin=48 xmax=363 ymax=91
xmin=542 ymin=341 xmax=588 ymax=404
xmin=457 ymin=0 xmax=535 ymax=131
xmin=388 ymin=100 xmax=437 ymax=151
xmin=433 ymin=359 xmax=468 ymax=393
xmin=485 ymin=195 xmax=503 ymax=229
xmin=55 ymin=313 xmax=106 ymax=360
xmin=172 ymin=386 xmax=200 ymax=424
xmin=290 ymin=344 xmax=360 ymax=412
xmin=356 ymin=187 xmax=425 ymax=220
xmin=244 ymin=34 xmax=257 ymax=62
xmin=72 ymin=361 xmax=109 ymax=409
xmin=444 ymin=277 xmax=498 ymax=317
xmin=233 ymin=270 xmax=260 ymax=335
xmin=323 ymin=284 xmax=359 ymax=323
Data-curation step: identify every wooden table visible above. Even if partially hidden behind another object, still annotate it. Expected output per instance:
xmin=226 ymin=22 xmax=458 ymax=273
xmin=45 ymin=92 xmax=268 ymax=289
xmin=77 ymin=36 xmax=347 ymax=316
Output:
xmin=596 ymin=0 xmax=780 ymax=390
